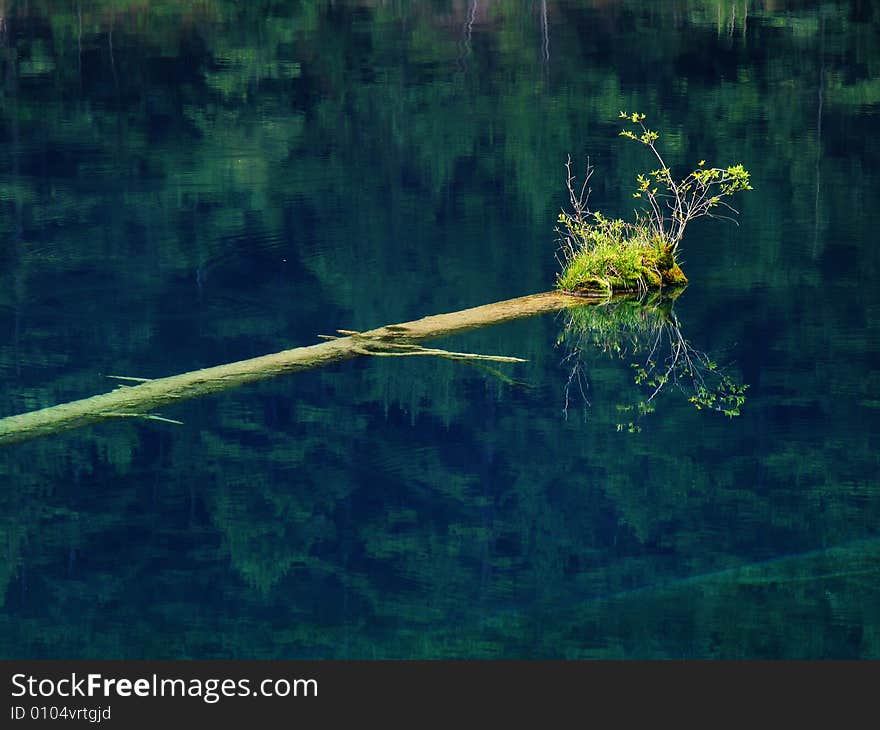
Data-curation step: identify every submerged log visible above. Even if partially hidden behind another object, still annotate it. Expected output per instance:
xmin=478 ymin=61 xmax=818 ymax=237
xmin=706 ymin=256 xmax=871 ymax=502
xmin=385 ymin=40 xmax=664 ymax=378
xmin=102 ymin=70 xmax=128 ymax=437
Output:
xmin=0 ymin=290 xmax=599 ymax=447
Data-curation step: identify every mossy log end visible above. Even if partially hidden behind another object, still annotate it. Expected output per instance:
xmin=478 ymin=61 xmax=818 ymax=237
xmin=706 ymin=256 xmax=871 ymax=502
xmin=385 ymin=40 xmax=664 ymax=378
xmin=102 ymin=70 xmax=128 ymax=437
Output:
xmin=560 ymin=246 xmax=688 ymax=296
xmin=0 ymin=290 xmax=604 ymax=447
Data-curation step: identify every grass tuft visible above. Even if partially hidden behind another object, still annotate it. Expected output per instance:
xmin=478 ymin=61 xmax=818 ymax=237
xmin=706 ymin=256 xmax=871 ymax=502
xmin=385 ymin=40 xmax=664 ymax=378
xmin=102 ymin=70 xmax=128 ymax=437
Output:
xmin=555 ymin=212 xmax=686 ymax=295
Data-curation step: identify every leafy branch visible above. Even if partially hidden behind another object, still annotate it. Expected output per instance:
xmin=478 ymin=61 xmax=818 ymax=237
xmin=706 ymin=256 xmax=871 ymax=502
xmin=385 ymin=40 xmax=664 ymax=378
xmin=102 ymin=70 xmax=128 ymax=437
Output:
xmin=618 ymin=111 xmax=753 ymax=253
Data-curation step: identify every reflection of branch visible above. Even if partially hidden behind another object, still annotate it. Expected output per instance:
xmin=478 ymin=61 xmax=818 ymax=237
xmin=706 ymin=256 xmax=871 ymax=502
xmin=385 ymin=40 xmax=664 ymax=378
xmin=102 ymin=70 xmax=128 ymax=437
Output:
xmin=77 ymin=2 xmax=82 ymax=86
xmin=813 ymin=13 xmax=825 ymax=257
xmin=558 ymin=292 xmax=747 ymax=422
xmin=108 ymin=26 xmax=118 ymax=97
xmin=540 ymin=0 xmax=550 ymax=66
xmin=561 ymin=347 xmax=590 ymax=418
xmin=458 ymin=0 xmax=479 ymax=73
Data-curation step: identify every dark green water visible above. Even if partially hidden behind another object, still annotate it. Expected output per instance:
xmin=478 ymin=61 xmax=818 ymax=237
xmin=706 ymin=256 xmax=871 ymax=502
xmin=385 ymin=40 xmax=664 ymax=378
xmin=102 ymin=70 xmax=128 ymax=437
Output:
xmin=1 ymin=1 xmax=879 ymax=659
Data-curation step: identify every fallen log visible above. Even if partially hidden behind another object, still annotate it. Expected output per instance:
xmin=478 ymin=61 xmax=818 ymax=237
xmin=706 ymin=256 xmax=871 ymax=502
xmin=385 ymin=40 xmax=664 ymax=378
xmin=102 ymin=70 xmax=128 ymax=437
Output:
xmin=0 ymin=290 xmax=598 ymax=447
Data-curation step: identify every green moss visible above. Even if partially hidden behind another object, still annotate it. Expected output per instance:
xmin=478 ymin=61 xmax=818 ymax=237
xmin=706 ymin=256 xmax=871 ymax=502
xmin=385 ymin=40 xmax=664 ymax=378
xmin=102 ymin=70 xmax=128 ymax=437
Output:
xmin=557 ymin=234 xmax=687 ymax=296
xmin=663 ymin=262 xmax=688 ymax=286
xmin=641 ymin=268 xmax=662 ymax=288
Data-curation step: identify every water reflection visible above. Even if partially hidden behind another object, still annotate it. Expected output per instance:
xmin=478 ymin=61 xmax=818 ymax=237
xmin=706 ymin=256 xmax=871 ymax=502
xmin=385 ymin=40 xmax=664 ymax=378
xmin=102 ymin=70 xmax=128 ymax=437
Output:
xmin=557 ymin=291 xmax=748 ymax=426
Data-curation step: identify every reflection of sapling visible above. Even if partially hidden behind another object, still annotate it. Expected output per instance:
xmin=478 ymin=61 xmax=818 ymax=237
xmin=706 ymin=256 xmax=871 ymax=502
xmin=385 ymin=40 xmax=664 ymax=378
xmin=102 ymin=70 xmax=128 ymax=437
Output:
xmin=558 ymin=293 xmax=748 ymax=425
xmin=556 ymin=113 xmax=752 ymax=295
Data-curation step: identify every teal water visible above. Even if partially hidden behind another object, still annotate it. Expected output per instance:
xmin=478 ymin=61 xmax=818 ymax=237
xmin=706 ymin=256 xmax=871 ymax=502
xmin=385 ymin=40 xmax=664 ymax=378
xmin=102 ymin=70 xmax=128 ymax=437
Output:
xmin=1 ymin=1 xmax=879 ymax=659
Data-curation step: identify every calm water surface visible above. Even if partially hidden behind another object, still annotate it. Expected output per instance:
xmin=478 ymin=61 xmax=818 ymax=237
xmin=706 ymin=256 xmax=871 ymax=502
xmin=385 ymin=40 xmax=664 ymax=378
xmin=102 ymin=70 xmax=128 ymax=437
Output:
xmin=1 ymin=0 xmax=879 ymax=658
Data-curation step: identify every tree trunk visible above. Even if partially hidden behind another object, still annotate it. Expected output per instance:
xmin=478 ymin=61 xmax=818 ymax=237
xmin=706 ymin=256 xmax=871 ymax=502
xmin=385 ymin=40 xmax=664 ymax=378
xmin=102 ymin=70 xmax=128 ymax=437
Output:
xmin=0 ymin=291 xmax=597 ymax=446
